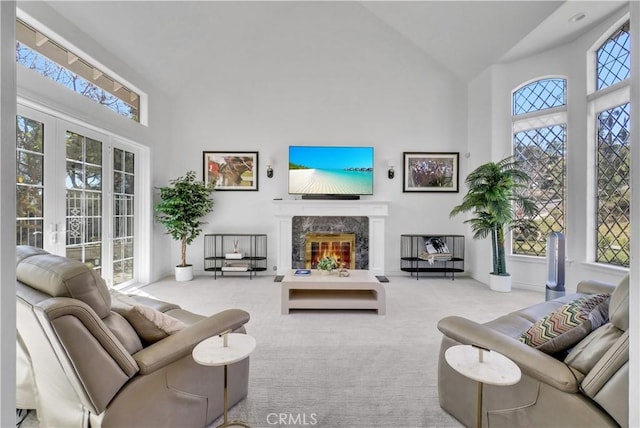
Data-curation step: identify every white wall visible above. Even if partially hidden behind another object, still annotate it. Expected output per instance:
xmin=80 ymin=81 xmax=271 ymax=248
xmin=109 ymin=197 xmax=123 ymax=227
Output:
xmin=468 ymin=6 xmax=631 ymax=292
xmin=165 ymin=2 xmax=469 ymax=277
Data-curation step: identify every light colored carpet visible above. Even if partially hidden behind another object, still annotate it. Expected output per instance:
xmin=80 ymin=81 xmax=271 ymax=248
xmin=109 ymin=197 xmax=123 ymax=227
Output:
xmin=20 ymin=273 xmax=544 ymax=428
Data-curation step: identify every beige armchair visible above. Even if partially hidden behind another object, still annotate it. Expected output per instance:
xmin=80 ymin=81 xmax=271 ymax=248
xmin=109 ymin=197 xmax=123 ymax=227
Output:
xmin=16 ymin=246 xmax=251 ymax=428
xmin=437 ymin=275 xmax=629 ymax=427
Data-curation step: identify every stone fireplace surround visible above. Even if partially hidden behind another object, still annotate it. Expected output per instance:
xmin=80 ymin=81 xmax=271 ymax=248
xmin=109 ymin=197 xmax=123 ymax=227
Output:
xmin=273 ymin=200 xmax=389 ymax=275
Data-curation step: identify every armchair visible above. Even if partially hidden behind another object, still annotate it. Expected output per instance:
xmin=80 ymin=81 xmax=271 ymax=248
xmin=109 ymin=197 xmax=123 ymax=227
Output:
xmin=16 ymin=246 xmax=251 ymax=427
xmin=437 ymin=275 xmax=629 ymax=427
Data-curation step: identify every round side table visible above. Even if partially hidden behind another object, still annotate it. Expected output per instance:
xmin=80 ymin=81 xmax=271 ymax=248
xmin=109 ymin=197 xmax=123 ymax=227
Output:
xmin=445 ymin=344 xmax=521 ymax=428
xmin=193 ymin=332 xmax=256 ymax=428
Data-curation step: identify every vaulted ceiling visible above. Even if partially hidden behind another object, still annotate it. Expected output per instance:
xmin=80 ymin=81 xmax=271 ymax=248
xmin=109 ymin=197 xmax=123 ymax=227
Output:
xmin=39 ymin=1 xmax=627 ymax=95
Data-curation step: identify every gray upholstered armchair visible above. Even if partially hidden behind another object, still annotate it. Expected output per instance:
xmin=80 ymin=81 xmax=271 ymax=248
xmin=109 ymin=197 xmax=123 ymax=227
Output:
xmin=16 ymin=246 xmax=251 ymax=427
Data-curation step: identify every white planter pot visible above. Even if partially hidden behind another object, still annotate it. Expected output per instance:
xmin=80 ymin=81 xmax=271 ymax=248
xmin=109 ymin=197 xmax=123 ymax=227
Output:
xmin=489 ymin=273 xmax=511 ymax=292
xmin=175 ymin=265 xmax=193 ymax=282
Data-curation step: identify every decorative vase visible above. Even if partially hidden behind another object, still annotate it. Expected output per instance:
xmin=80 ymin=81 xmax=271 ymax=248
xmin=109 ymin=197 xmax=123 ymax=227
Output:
xmin=175 ymin=265 xmax=193 ymax=282
xmin=318 ymin=269 xmax=331 ymax=276
xmin=489 ymin=273 xmax=511 ymax=292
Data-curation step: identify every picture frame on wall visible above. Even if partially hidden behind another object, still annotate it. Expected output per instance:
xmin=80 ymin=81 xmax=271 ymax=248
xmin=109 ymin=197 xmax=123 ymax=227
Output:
xmin=203 ymin=151 xmax=259 ymax=191
xmin=403 ymin=152 xmax=459 ymax=193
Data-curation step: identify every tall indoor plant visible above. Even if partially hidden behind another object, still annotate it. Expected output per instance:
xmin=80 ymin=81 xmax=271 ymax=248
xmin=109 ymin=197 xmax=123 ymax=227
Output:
xmin=155 ymin=171 xmax=215 ymax=281
xmin=450 ymin=157 xmax=536 ymax=291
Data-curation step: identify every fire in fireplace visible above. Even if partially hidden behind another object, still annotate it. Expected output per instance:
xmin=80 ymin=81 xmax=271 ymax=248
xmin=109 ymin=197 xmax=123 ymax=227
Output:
xmin=305 ymin=233 xmax=356 ymax=269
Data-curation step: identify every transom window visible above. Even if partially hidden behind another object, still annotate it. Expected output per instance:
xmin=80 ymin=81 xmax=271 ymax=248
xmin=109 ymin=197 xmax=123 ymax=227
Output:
xmin=513 ymin=79 xmax=566 ymax=116
xmin=16 ymin=18 xmax=140 ymax=122
xmin=512 ymin=78 xmax=567 ymax=257
xmin=596 ymin=21 xmax=630 ymax=90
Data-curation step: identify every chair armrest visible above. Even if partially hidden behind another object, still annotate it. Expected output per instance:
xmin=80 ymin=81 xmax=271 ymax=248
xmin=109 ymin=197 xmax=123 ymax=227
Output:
xmin=133 ymin=308 xmax=250 ymax=374
xmin=438 ymin=316 xmax=580 ymax=392
xmin=577 ymin=279 xmax=616 ymax=295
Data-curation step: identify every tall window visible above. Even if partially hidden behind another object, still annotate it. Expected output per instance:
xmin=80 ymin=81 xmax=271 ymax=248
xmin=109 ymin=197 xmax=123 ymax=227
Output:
xmin=593 ymin=21 xmax=631 ymax=267
xmin=16 ymin=18 xmax=140 ymax=122
xmin=512 ymin=79 xmax=567 ymax=256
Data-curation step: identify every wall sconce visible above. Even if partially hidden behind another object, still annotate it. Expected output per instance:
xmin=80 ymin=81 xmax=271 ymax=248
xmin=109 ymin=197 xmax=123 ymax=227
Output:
xmin=387 ymin=162 xmax=395 ymax=179
xmin=266 ymin=163 xmax=274 ymax=178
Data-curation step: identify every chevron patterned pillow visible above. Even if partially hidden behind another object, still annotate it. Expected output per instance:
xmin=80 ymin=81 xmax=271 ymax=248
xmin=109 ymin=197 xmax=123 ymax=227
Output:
xmin=520 ymin=293 xmax=610 ymax=354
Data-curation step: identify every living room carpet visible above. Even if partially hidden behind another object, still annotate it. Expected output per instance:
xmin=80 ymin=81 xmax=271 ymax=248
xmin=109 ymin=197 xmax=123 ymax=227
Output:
xmin=19 ymin=274 xmax=544 ymax=428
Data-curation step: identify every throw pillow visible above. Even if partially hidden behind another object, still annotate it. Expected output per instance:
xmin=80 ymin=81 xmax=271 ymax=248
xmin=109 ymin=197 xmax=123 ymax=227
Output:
xmin=519 ymin=293 xmax=610 ymax=354
xmin=110 ymin=291 xmax=185 ymax=343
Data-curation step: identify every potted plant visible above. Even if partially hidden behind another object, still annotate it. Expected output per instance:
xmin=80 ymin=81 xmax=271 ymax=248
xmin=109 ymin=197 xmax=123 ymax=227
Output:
xmin=450 ymin=156 xmax=536 ymax=292
xmin=155 ymin=171 xmax=215 ymax=281
xmin=316 ymin=256 xmax=338 ymax=274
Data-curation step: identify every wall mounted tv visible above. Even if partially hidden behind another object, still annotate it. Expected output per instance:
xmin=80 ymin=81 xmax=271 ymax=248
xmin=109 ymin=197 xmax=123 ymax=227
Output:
xmin=288 ymin=146 xmax=374 ymax=199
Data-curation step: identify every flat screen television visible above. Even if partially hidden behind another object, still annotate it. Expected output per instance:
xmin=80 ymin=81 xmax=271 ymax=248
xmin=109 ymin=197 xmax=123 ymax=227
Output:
xmin=288 ymin=146 xmax=374 ymax=199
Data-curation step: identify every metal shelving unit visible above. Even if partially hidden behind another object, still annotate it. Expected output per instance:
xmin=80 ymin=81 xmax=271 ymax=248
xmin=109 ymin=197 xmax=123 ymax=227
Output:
xmin=204 ymin=234 xmax=267 ymax=279
xmin=400 ymin=234 xmax=464 ymax=280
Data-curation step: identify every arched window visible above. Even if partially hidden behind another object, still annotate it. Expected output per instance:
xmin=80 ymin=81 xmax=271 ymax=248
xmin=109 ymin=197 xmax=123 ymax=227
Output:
xmin=512 ymin=78 xmax=567 ymax=256
xmin=592 ymin=21 xmax=631 ymax=267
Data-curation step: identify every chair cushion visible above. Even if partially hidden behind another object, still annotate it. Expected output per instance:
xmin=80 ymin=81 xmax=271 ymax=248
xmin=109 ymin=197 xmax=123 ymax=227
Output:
xmin=110 ymin=291 xmax=185 ymax=343
xmin=519 ymin=293 xmax=610 ymax=354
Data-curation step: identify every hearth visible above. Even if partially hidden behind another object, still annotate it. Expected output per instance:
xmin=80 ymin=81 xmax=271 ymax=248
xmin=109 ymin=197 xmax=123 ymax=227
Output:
xmin=292 ymin=216 xmax=368 ymax=270
xmin=305 ymin=233 xmax=356 ymax=269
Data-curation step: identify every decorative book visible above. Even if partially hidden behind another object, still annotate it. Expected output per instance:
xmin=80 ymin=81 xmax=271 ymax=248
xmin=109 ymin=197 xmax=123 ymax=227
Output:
xmin=294 ymin=269 xmax=312 ymax=276
xmin=225 ymin=253 xmax=244 ymax=259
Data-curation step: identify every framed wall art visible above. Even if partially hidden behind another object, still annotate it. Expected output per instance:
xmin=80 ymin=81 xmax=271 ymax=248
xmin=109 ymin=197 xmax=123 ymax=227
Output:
xmin=403 ymin=152 xmax=459 ymax=193
xmin=203 ymin=151 xmax=258 ymax=191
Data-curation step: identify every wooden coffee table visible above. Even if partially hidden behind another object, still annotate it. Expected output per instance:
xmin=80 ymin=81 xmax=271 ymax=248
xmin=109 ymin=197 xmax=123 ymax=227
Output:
xmin=281 ymin=269 xmax=386 ymax=314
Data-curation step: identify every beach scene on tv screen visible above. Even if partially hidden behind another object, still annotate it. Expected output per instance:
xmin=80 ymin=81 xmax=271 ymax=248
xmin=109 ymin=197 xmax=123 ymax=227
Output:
xmin=289 ymin=146 xmax=373 ymax=195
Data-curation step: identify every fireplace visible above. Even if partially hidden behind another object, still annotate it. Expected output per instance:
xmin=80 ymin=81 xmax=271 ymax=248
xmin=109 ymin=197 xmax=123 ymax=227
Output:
xmin=292 ymin=216 xmax=368 ymax=270
xmin=273 ymin=199 xmax=389 ymax=275
xmin=305 ymin=233 xmax=356 ymax=269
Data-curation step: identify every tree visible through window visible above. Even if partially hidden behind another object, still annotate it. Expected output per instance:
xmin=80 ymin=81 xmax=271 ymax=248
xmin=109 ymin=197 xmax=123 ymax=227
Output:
xmin=512 ymin=79 xmax=566 ymax=257
xmin=16 ymin=19 xmax=140 ymax=121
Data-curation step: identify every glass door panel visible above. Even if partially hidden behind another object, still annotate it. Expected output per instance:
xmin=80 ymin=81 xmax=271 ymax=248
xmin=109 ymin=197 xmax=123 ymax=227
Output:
xmin=112 ymin=147 xmax=135 ymax=285
xmin=65 ymin=130 xmax=103 ymax=275
xmin=16 ymin=115 xmax=45 ymax=248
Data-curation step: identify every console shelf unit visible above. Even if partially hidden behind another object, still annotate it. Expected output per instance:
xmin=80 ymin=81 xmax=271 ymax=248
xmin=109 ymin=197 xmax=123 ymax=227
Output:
xmin=204 ymin=234 xmax=267 ymax=279
xmin=400 ymin=234 xmax=464 ymax=280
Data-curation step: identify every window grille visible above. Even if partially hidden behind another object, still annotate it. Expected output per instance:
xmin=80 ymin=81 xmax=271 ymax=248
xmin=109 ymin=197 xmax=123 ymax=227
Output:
xmin=596 ymin=21 xmax=630 ymax=90
xmin=16 ymin=19 xmax=140 ymax=122
xmin=513 ymin=126 xmax=566 ymax=256
xmin=512 ymin=78 xmax=567 ymax=257
xmin=513 ymin=78 xmax=566 ymax=115
xmin=596 ymin=103 xmax=630 ymax=267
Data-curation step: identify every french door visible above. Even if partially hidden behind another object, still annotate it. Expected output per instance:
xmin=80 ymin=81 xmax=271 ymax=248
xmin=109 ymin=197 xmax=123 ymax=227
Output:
xmin=16 ymin=105 xmax=139 ymax=287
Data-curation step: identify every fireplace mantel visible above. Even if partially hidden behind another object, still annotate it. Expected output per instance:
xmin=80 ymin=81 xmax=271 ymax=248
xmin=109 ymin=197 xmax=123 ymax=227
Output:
xmin=273 ymin=199 xmax=389 ymax=275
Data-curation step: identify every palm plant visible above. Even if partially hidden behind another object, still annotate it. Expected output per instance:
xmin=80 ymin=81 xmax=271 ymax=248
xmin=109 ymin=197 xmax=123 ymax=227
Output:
xmin=450 ymin=157 xmax=536 ymax=276
xmin=155 ymin=171 xmax=215 ymax=267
